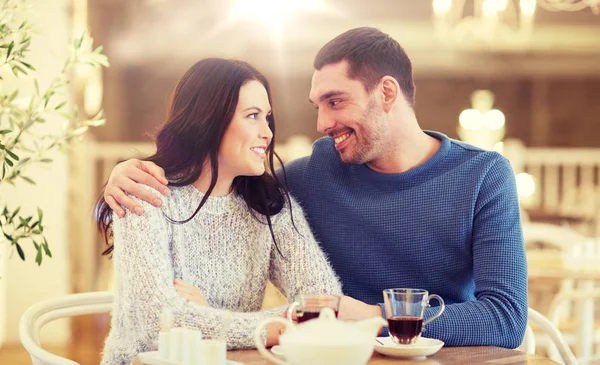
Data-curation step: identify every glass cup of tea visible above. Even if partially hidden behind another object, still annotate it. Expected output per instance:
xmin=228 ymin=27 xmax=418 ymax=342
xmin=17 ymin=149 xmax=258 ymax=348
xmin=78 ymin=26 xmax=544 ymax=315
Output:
xmin=286 ymin=294 xmax=341 ymax=324
xmin=383 ymin=288 xmax=445 ymax=345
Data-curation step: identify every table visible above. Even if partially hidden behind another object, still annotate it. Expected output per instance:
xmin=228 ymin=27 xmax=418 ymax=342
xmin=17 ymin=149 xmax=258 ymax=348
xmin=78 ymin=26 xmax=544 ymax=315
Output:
xmin=135 ymin=347 xmax=559 ymax=365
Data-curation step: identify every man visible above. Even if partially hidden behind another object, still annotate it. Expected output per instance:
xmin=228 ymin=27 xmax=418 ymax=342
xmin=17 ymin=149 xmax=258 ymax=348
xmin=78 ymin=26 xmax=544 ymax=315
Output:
xmin=103 ymin=27 xmax=527 ymax=348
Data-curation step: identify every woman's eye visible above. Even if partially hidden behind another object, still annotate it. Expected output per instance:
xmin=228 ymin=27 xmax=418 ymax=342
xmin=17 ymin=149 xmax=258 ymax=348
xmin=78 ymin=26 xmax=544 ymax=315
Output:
xmin=248 ymin=113 xmax=258 ymax=119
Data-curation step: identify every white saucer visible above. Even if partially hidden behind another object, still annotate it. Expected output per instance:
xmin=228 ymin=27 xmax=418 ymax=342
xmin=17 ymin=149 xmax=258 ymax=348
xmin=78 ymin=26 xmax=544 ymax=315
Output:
xmin=374 ymin=336 xmax=444 ymax=359
xmin=271 ymin=345 xmax=285 ymax=356
xmin=138 ymin=351 xmax=244 ymax=365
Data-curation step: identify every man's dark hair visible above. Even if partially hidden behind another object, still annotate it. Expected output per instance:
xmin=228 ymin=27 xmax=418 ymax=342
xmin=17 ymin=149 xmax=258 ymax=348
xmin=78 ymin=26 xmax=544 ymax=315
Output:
xmin=314 ymin=27 xmax=415 ymax=106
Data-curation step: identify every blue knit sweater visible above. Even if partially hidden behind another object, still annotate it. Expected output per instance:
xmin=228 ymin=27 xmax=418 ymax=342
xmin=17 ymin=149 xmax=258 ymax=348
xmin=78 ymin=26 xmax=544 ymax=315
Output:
xmin=279 ymin=131 xmax=528 ymax=348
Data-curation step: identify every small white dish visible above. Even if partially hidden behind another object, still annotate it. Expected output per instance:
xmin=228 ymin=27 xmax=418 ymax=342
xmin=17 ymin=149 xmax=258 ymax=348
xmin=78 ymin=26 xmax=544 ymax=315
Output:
xmin=138 ymin=350 xmax=244 ymax=365
xmin=374 ymin=336 xmax=444 ymax=359
xmin=271 ymin=345 xmax=285 ymax=356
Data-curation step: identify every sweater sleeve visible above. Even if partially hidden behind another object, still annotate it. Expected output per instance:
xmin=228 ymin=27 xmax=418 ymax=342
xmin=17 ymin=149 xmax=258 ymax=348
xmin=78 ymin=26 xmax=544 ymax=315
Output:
xmin=109 ymin=193 xmax=281 ymax=355
xmin=269 ymin=195 xmax=343 ymax=301
xmin=422 ymin=156 xmax=528 ymax=348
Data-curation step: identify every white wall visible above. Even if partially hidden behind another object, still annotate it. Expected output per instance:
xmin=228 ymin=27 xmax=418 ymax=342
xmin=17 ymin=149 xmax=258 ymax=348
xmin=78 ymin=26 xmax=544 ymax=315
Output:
xmin=0 ymin=0 xmax=72 ymax=346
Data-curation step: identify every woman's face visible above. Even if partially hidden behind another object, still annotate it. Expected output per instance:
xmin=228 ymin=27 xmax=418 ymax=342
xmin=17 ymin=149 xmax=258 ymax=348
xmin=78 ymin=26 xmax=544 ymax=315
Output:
xmin=218 ymin=80 xmax=274 ymax=179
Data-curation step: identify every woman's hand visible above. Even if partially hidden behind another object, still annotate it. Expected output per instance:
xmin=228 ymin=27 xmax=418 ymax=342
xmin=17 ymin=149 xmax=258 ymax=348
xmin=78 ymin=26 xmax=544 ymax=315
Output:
xmin=266 ymin=321 xmax=287 ymax=347
xmin=174 ymin=278 xmax=208 ymax=306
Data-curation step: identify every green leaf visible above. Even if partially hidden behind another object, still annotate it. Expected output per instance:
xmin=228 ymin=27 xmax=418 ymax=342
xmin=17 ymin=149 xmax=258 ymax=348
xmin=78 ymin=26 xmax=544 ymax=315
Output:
xmin=86 ymin=119 xmax=105 ymax=127
xmin=3 ymin=232 xmax=12 ymax=242
xmin=16 ymin=157 xmax=30 ymax=167
xmin=5 ymin=158 xmax=13 ymax=167
xmin=6 ymin=149 xmax=19 ymax=161
xmin=37 ymin=207 xmax=43 ymax=221
xmin=75 ymin=34 xmax=84 ymax=48
xmin=19 ymin=61 xmax=35 ymax=71
xmin=32 ymin=229 xmax=41 ymax=234
xmin=18 ymin=217 xmax=30 ymax=229
xmin=42 ymin=242 xmax=52 ymax=258
xmin=20 ymin=176 xmax=35 ymax=184
xmin=54 ymin=101 xmax=66 ymax=110
xmin=33 ymin=241 xmax=39 ymax=250
xmin=9 ymin=207 xmax=20 ymax=223
xmin=71 ymin=126 xmax=88 ymax=136
xmin=16 ymin=243 xmax=25 ymax=261
xmin=12 ymin=64 xmax=27 ymax=76
xmin=30 ymin=221 xmax=39 ymax=229
xmin=39 ymin=158 xmax=52 ymax=163
xmin=2 ymin=163 xmax=5 ymax=179
xmin=0 ymin=130 xmax=11 ymax=135
xmin=6 ymin=41 xmax=14 ymax=60
xmin=35 ymin=248 xmax=42 ymax=265
xmin=0 ymin=143 xmax=5 ymax=150
xmin=8 ymin=89 xmax=18 ymax=101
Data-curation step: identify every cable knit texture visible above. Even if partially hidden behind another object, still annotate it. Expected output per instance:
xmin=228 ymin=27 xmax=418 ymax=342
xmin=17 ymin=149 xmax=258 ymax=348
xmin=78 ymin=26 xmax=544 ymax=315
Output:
xmin=280 ymin=131 xmax=528 ymax=349
xmin=101 ymin=185 xmax=342 ymax=365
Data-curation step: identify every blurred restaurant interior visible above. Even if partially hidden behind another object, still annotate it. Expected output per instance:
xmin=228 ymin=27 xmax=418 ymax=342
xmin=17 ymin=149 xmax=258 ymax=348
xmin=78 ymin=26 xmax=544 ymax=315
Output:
xmin=1 ymin=0 xmax=600 ymax=364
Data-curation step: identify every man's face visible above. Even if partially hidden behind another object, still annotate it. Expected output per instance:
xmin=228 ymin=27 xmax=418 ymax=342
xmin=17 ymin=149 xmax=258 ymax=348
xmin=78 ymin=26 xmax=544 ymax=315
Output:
xmin=309 ymin=60 xmax=389 ymax=165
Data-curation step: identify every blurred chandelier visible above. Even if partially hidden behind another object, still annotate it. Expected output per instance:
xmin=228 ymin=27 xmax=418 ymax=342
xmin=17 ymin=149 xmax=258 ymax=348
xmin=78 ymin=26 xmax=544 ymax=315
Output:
xmin=432 ymin=0 xmax=537 ymax=44
xmin=457 ymin=90 xmax=506 ymax=152
xmin=537 ymin=0 xmax=600 ymax=14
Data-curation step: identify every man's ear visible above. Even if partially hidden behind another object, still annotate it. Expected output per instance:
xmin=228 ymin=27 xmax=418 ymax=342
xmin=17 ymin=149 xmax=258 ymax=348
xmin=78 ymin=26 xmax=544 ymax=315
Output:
xmin=379 ymin=76 xmax=400 ymax=113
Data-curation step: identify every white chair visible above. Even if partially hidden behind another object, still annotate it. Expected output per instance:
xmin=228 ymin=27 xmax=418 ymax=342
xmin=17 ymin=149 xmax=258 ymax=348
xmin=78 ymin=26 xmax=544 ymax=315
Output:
xmin=19 ymin=291 xmax=113 ymax=365
xmin=546 ymin=288 xmax=600 ymax=365
xmin=522 ymin=222 xmax=587 ymax=251
xmin=523 ymin=307 xmax=577 ymax=365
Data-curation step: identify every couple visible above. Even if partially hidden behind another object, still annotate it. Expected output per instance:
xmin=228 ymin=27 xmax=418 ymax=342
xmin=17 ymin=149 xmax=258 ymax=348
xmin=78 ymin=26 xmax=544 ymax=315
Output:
xmin=98 ymin=27 xmax=528 ymax=365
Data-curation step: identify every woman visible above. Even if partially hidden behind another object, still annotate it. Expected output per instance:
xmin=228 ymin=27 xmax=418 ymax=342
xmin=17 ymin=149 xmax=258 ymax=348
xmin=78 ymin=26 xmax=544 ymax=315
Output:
xmin=96 ymin=58 xmax=342 ymax=365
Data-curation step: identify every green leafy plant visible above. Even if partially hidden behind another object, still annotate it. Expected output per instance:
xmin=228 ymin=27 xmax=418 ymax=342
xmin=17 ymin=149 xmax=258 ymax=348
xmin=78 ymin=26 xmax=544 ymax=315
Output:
xmin=0 ymin=0 xmax=109 ymax=265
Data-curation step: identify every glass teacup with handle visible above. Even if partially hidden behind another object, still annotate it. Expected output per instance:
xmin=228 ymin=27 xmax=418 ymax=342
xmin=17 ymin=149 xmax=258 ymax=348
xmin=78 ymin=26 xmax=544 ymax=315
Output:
xmin=383 ymin=288 xmax=445 ymax=345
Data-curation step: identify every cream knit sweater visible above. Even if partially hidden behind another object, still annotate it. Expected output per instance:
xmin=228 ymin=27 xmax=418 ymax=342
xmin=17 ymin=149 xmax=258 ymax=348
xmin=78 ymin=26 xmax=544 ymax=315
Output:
xmin=101 ymin=185 xmax=342 ymax=365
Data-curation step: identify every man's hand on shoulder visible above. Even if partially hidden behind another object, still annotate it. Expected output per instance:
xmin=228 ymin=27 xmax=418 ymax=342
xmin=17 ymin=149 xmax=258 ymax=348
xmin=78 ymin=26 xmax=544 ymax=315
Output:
xmin=104 ymin=159 xmax=170 ymax=217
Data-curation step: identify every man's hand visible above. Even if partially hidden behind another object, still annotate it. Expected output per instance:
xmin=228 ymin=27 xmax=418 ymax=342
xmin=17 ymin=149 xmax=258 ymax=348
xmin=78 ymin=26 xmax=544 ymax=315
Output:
xmin=104 ymin=159 xmax=170 ymax=217
xmin=174 ymin=278 xmax=208 ymax=306
xmin=338 ymin=295 xmax=383 ymax=321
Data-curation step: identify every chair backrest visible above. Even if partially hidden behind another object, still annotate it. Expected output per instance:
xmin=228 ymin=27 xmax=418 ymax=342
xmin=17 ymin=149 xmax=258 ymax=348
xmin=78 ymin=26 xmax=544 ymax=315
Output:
xmin=520 ymin=324 xmax=536 ymax=354
xmin=522 ymin=222 xmax=587 ymax=251
xmin=19 ymin=291 xmax=113 ymax=365
xmin=526 ymin=307 xmax=577 ymax=365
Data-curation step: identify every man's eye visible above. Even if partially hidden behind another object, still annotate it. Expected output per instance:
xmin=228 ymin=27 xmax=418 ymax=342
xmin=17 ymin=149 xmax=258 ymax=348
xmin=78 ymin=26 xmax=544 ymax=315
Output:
xmin=329 ymin=100 xmax=340 ymax=107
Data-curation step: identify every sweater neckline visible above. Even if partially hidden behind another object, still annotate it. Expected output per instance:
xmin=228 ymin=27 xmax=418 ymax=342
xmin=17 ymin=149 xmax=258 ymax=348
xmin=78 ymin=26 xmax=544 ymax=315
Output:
xmin=350 ymin=131 xmax=451 ymax=185
xmin=183 ymin=185 xmax=243 ymax=215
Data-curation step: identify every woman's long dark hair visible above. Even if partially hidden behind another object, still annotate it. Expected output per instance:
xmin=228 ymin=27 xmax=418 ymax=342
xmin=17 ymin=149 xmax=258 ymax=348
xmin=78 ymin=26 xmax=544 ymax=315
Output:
xmin=96 ymin=58 xmax=294 ymax=256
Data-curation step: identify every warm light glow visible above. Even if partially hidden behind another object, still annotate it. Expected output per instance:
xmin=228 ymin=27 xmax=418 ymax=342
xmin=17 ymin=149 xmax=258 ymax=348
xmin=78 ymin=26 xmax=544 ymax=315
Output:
xmin=496 ymin=0 xmax=510 ymax=11
xmin=537 ymin=0 xmax=599 ymax=14
xmin=493 ymin=141 xmax=504 ymax=154
xmin=520 ymin=0 xmax=537 ymax=16
xmin=482 ymin=0 xmax=499 ymax=16
xmin=516 ymin=172 xmax=536 ymax=197
xmin=84 ymin=68 xmax=103 ymax=116
xmin=459 ymin=109 xmax=484 ymax=130
xmin=484 ymin=109 xmax=506 ymax=130
xmin=236 ymin=0 xmax=321 ymax=21
xmin=433 ymin=0 xmax=537 ymax=44
xmin=433 ymin=0 xmax=453 ymax=14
